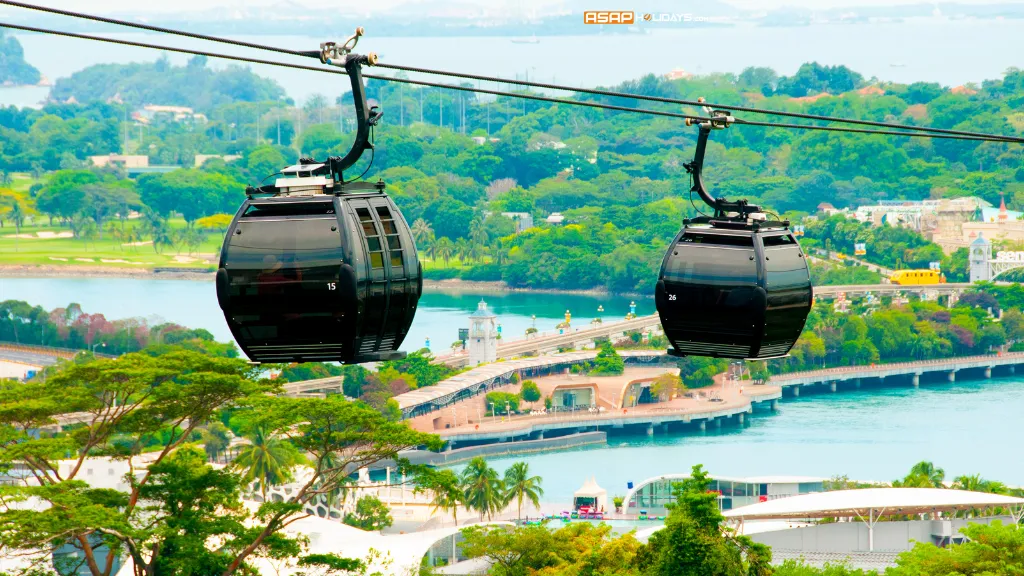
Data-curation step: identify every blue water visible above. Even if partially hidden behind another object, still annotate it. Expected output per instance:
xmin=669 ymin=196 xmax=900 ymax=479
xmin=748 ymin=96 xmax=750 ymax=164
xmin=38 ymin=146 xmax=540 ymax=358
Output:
xmin=472 ymin=376 xmax=1024 ymax=502
xmin=0 ymin=277 xmax=653 ymax=353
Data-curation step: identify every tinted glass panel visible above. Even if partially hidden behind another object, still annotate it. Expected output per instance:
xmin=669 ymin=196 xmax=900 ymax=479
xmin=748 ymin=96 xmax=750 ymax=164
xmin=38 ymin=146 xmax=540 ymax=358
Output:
xmin=762 ymin=234 xmax=796 ymax=247
xmin=224 ymin=214 xmax=345 ymax=344
xmin=765 ymin=246 xmax=809 ymax=290
xmin=681 ymin=232 xmax=754 ymax=247
xmin=667 ymin=245 xmax=757 ymax=286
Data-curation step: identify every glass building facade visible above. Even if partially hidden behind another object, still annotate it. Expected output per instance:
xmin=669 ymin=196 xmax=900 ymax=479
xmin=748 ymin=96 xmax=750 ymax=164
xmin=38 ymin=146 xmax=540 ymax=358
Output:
xmin=627 ymin=477 xmax=825 ymax=513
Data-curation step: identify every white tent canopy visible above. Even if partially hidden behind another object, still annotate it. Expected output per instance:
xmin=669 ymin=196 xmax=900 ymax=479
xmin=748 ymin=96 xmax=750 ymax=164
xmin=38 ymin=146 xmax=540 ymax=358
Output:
xmin=574 ymin=476 xmax=608 ymax=512
xmin=724 ymin=487 xmax=1024 ymax=551
xmin=724 ymin=488 xmax=1024 ymax=521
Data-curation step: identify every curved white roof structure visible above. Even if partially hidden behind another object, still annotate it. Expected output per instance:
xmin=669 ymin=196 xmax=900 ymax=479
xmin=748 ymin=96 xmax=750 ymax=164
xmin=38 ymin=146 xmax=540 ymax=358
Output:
xmin=724 ymin=488 xmax=1024 ymax=520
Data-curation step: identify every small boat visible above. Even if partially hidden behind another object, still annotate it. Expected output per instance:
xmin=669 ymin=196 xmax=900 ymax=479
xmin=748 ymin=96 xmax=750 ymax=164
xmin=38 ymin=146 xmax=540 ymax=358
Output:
xmin=511 ymin=35 xmax=540 ymax=44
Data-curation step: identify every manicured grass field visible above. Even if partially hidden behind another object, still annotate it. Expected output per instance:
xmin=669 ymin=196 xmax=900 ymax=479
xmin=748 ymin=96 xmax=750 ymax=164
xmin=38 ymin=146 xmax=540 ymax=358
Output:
xmin=0 ymin=219 xmax=224 ymax=269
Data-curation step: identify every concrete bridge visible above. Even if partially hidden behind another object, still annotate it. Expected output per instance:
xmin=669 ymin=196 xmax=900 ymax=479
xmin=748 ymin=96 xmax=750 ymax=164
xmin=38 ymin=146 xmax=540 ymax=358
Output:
xmin=767 ymin=352 xmax=1024 ymax=395
xmin=396 ymin=350 xmax=670 ymax=419
xmin=434 ymin=314 xmax=666 ymax=368
xmin=278 ymin=376 xmax=347 ymax=398
xmin=434 ymin=385 xmax=782 ymax=449
xmin=811 ymin=283 xmax=972 ymax=299
xmin=432 ymin=282 xmax=975 ymax=368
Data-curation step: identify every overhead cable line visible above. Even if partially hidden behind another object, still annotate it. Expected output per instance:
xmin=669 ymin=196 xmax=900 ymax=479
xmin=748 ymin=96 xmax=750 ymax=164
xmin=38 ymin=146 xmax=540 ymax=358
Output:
xmin=0 ymin=0 xmax=308 ymax=57
xmin=0 ymin=21 xmax=1020 ymax=143
xmin=375 ymin=62 xmax=1023 ymax=143
xmin=4 ymin=0 xmax=1020 ymax=143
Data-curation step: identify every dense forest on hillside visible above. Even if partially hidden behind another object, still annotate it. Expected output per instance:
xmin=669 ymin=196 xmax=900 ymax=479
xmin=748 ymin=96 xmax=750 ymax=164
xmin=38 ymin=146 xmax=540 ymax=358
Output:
xmin=1 ymin=58 xmax=1023 ymax=290
xmin=0 ymin=29 xmax=40 ymax=85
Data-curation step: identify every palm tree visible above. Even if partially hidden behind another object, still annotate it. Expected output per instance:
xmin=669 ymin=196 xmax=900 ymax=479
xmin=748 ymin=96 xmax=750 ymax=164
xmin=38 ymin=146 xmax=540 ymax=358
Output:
xmin=490 ymin=239 xmax=508 ymax=267
xmin=461 ymin=457 xmax=504 ymax=520
xmin=909 ymin=461 xmax=945 ymax=488
xmin=411 ymin=218 xmax=434 ymax=245
xmin=426 ymin=469 xmax=465 ymax=527
xmin=232 ymin=426 xmax=304 ymax=501
xmin=470 ymin=218 xmax=488 ymax=247
xmin=454 ymin=237 xmax=472 ymax=265
xmin=434 ymin=236 xmax=454 ymax=268
xmin=8 ymin=200 xmax=24 ymax=252
xmin=503 ymin=462 xmax=544 ymax=522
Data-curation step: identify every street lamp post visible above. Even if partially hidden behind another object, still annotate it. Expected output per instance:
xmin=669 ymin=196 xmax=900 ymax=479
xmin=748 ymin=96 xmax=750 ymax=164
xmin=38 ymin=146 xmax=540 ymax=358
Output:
xmin=489 ymin=402 xmax=495 ymax=423
xmin=91 ymin=342 xmax=106 ymax=354
xmin=505 ymin=401 xmax=511 ymax=421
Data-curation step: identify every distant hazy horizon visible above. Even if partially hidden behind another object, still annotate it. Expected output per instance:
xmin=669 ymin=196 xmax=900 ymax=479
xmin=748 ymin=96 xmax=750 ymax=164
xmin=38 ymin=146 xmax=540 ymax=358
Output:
xmin=3 ymin=0 xmax=1024 ymax=15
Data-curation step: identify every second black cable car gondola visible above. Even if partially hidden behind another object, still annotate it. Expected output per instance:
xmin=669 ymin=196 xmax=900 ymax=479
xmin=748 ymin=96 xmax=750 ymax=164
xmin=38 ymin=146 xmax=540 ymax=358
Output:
xmin=216 ymin=30 xmax=421 ymax=364
xmin=655 ymin=105 xmax=813 ymax=360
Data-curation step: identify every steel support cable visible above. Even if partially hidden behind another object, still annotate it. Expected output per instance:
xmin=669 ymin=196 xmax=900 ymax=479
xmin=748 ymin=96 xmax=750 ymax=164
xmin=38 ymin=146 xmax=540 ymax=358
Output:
xmin=376 ymin=62 xmax=1024 ymax=143
xmin=4 ymin=0 xmax=1022 ymax=142
xmin=0 ymin=21 xmax=1017 ymax=142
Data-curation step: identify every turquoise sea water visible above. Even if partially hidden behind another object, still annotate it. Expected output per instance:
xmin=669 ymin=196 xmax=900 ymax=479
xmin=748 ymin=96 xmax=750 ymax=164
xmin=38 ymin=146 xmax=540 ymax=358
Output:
xmin=474 ymin=376 xmax=1024 ymax=502
xmin=0 ymin=277 xmax=654 ymax=353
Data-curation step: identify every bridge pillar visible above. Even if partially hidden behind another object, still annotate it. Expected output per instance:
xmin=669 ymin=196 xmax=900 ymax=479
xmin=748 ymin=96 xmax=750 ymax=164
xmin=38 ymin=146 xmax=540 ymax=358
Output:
xmin=737 ymin=413 xmax=745 ymax=426
xmin=947 ymin=370 xmax=957 ymax=383
xmin=1010 ymin=365 xmax=1016 ymax=375
xmin=985 ymin=366 xmax=992 ymax=379
xmin=770 ymin=399 xmax=779 ymax=411
xmin=853 ymin=379 xmax=861 ymax=389
xmin=646 ymin=423 xmax=654 ymax=436
xmin=912 ymin=374 xmax=920 ymax=388
xmin=829 ymin=381 xmax=837 ymax=393
xmin=536 ymin=430 xmax=544 ymax=440
xmin=792 ymin=386 xmax=800 ymax=397
xmin=699 ymin=420 xmax=707 ymax=431
xmin=714 ymin=417 xmax=722 ymax=429
xmin=445 ymin=442 xmax=454 ymax=452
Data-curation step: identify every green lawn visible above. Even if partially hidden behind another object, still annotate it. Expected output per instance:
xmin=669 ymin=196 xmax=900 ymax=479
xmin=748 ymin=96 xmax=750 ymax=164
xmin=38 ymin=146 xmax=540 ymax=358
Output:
xmin=0 ymin=219 xmax=224 ymax=269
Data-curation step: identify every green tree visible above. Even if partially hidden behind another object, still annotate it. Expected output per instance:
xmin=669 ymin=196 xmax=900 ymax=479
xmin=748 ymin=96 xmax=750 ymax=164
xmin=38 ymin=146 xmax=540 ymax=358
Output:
xmin=0 ymin=349 xmax=442 ymax=576
xmin=461 ymin=457 xmax=505 ymax=521
xmin=519 ymin=380 xmax=541 ymax=406
xmin=887 ymin=521 xmax=1024 ymax=576
xmin=200 ymin=421 xmax=232 ymax=463
xmin=639 ymin=464 xmax=773 ymax=576
xmin=502 ymin=462 xmax=544 ymax=522
xmin=342 ymin=495 xmax=393 ymax=531
xmin=649 ymin=372 xmax=684 ymax=401
xmin=590 ymin=341 xmax=625 ymax=376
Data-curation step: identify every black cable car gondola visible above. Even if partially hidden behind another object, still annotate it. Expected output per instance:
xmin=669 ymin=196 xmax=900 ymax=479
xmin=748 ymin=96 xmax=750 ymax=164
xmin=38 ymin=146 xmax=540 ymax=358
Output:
xmin=656 ymin=106 xmax=812 ymax=360
xmin=216 ymin=31 xmax=421 ymax=364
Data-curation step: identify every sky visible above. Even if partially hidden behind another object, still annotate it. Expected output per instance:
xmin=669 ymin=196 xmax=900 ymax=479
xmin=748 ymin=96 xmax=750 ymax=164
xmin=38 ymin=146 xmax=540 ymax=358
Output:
xmin=12 ymin=0 xmax=1024 ymax=14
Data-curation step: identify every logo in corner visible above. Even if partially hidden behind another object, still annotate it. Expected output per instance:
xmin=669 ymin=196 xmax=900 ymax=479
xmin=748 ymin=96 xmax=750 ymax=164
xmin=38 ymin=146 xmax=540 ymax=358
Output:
xmin=643 ymin=13 xmax=652 ymax=21
xmin=583 ymin=11 xmax=635 ymax=24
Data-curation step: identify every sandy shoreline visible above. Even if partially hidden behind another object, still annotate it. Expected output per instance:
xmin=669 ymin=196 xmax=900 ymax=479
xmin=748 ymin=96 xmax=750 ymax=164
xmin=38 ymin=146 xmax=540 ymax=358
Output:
xmin=0 ymin=265 xmax=644 ymax=297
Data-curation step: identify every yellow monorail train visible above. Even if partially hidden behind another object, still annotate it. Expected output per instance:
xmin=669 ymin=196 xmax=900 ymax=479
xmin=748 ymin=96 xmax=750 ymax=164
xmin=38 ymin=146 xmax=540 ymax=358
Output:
xmin=889 ymin=269 xmax=946 ymax=285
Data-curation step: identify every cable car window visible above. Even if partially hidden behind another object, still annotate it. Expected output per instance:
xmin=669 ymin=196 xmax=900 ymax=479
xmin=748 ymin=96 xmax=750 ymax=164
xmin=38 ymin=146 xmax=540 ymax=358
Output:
xmin=243 ymin=201 xmax=335 ymax=218
xmin=669 ymin=246 xmax=757 ymax=285
xmin=225 ymin=218 xmax=342 ymax=304
xmin=376 ymin=205 xmax=406 ymax=276
xmin=762 ymin=234 xmax=796 ymax=247
xmin=681 ymin=233 xmax=753 ymax=247
xmin=357 ymin=207 xmax=386 ymax=271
